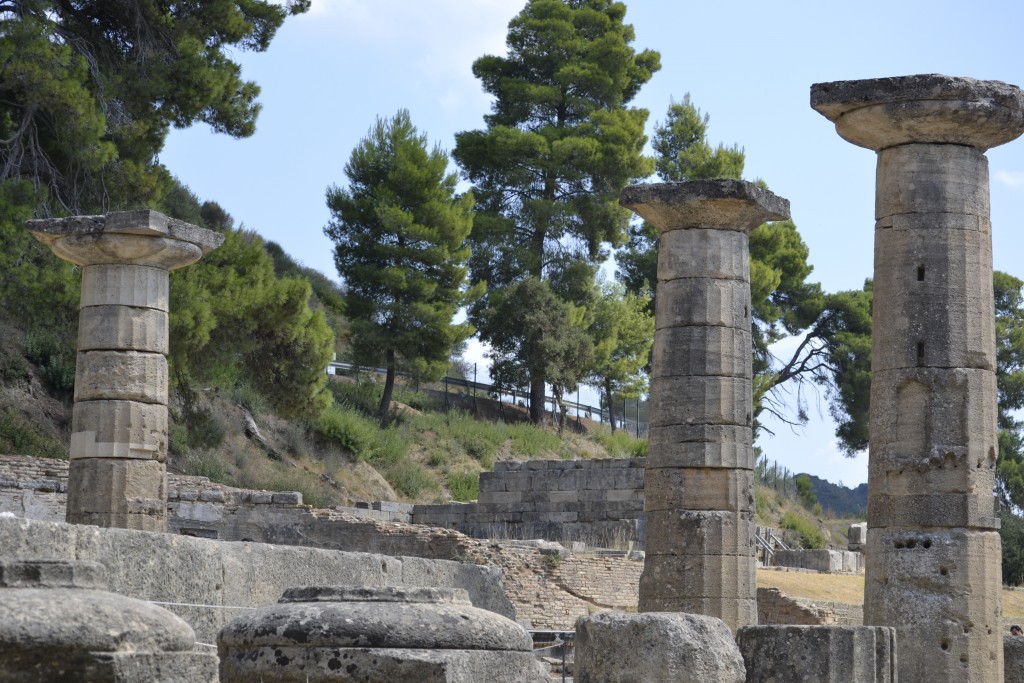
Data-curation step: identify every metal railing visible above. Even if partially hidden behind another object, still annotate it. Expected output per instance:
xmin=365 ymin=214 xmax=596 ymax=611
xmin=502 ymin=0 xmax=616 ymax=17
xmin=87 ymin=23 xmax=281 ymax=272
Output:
xmin=328 ymin=361 xmax=649 ymax=436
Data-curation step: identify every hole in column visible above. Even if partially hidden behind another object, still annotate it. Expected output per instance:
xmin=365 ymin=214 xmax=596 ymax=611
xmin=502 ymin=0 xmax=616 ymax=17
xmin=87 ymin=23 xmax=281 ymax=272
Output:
xmin=959 ymin=654 xmax=968 ymax=664
xmin=744 ymin=304 xmax=749 ymax=319
xmin=940 ymin=566 xmax=949 ymax=576
xmin=923 ymin=539 xmax=931 ymax=549
xmin=917 ymin=342 xmax=925 ymax=366
xmin=917 ymin=265 xmax=926 ymax=281
xmin=941 ymin=640 xmax=949 ymax=651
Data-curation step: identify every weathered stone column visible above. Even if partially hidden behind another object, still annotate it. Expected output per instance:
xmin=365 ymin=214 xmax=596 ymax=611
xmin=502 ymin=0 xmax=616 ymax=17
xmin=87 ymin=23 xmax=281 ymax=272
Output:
xmin=621 ymin=180 xmax=789 ymax=630
xmin=27 ymin=210 xmax=223 ymax=532
xmin=812 ymin=74 xmax=1024 ymax=682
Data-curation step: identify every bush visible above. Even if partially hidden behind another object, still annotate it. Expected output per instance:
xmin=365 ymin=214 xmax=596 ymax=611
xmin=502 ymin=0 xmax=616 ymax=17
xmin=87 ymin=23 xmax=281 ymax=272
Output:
xmin=0 ymin=406 xmax=67 ymax=459
xmin=755 ymin=487 xmax=772 ymax=518
xmin=447 ymin=471 xmax=480 ymax=502
xmin=180 ymin=450 xmax=229 ymax=483
xmin=328 ymin=379 xmax=382 ymax=416
xmin=0 ymin=347 xmax=29 ymax=385
xmin=315 ymin=405 xmax=409 ymax=465
xmin=316 ymin=406 xmax=375 ymax=455
xmin=780 ymin=511 xmax=827 ymax=549
xmin=385 ymin=459 xmax=436 ymax=499
xmin=181 ymin=409 xmax=227 ymax=451
xmin=22 ymin=328 xmax=75 ymax=394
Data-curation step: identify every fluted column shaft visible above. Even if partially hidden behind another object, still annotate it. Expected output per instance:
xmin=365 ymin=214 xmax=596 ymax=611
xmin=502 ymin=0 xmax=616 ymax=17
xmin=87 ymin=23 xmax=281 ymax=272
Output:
xmin=27 ymin=210 xmax=223 ymax=531
xmin=621 ymin=180 xmax=789 ymax=630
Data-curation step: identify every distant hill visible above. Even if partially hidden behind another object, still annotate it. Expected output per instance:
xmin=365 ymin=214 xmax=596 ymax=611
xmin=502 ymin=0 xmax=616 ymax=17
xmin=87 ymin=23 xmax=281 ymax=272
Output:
xmin=800 ymin=473 xmax=868 ymax=518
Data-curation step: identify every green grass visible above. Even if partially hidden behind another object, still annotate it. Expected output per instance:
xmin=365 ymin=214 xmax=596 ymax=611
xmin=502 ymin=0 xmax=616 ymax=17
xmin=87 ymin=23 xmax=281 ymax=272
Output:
xmin=447 ymin=471 xmax=480 ymax=502
xmin=0 ymin=406 xmax=66 ymax=460
xmin=780 ymin=510 xmax=828 ymax=549
xmin=589 ymin=427 xmax=647 ymax=458
xmin=385 ymin=459 xmax=437 ymax=499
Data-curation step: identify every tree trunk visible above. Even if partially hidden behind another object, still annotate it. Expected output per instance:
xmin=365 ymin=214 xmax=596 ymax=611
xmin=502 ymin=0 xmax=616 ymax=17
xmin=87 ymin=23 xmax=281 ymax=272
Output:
xmin=553 ymin=385 xmax=566 ymax=434
xmin=530 ymin=377 xmax=545 ymax=425
xmin=378 ymin=348 xmax=396 ymax=426
xmin=605 ymin=380 xmax=616 ymax=435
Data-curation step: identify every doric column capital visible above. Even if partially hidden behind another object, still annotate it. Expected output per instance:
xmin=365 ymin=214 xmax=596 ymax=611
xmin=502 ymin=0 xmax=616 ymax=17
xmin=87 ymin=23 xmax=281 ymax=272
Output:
xmin=620 ymin=179 xmax=790 ymax=234
xmin=26 ymin=209 xmax=224 ymax=270
xmin=811 ymin=73 xmax=1024 ymax=152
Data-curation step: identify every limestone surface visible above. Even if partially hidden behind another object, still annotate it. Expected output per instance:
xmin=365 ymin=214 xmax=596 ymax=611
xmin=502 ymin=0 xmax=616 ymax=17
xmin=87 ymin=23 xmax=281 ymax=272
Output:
xmin=811 ymin=74 xmax=1024 ymax=151
xmin=736 ymin=625 xmax=897 ymax=683
xmin=26 ymin=210 xmax=224 ymax=532
xmin=813 ymin=73 xmax=1022 ymax=683
xmin=1006 ymin=636 xmax=1024 ymax=683
xmin=574 ymin=611 xmax=745 ymax=683
xmin=0 ymin=559 xmax=217 ymax=682
xmin=217 ymin=586 xmax=545 ymax=682
xmin=620 ymin=180 xmax=790 ymax=232
xmin=624 ymin=179 xmax=788 ymax=631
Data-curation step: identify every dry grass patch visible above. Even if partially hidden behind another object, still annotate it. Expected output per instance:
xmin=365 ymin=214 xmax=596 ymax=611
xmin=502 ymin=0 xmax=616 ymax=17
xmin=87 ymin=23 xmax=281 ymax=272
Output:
xmin=759 ymin=569 xmax=1024 ymax=617
xmin=758 ymin=568 xmax=864 ymax=604
xmin=1004 ymin=589 xmax=1024 ymax=616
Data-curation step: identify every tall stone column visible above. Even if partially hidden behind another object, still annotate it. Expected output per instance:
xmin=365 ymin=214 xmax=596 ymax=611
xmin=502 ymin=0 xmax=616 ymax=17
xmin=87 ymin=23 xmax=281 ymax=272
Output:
xmin=27 ymin=210 xmax=224 ymax=532
xmin=621 ymin=180 xmax=790 ymax=630
xmin=812 ymin=74 xmax=1024 ymax=681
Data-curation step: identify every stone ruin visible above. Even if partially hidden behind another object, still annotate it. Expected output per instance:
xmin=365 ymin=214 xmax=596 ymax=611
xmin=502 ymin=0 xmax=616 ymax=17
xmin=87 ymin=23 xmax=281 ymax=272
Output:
xmin=813 ymin=74 xmax=1024 ymax=682
xmin=26 ymin=210 xmax=224 ymax=532
xmin=3 ymin=74 xmax=1024 ymax=681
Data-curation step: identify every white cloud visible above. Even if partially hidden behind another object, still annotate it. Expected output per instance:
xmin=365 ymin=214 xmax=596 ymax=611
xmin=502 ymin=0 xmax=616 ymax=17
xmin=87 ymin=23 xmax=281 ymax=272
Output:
xmin=994 ymin=170 xmax=1024 ymax=187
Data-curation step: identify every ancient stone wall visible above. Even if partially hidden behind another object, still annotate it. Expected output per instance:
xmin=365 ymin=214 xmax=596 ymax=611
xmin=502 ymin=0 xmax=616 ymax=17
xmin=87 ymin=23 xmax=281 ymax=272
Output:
xmin=0 ymin=515 xmax=514 ymax=644
xmin=756 ymin=587 xmax=864 ymax=626
xmin=773 ymin=549 xmax=863 ymax=573
xmin=413 ymin=458 xmax=645 ymax=547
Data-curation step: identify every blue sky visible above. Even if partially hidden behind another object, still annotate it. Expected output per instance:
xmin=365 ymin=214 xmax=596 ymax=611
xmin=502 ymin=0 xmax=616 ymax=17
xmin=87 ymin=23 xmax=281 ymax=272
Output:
xmin=160 ymin=0 xmax=1024 ymax=486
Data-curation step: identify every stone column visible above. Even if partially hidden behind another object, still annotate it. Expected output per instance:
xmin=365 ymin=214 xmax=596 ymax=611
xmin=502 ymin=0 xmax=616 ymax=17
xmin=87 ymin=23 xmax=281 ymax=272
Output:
xmin=621 ymin=180 xmax=790 ymax=630
xmin=812 ymin=74 xmax=1024 ymax=682
xmin=26 ymin=210 xmax=223 ymax=532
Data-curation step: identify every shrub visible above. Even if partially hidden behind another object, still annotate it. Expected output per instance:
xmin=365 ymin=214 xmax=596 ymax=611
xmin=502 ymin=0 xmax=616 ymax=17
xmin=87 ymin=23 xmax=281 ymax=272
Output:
xmin=447 ymin=471 xmax=480 ymax=502
xmin=315 ymin=405 xmax=409 ymax=466
xmin=780 ymin=511 xmax=827 ymax=549
xmin=181 ymin=409 xmax=227 ymax=451
xmin=385 ymin=459 xmax=437 ymax=499
xmin=22 ymin=329 xmax=75 ymax=394
xmin=0 ymin=347 xmax=29 ymax=385
xmin=328 ymin=379 xmax=382 ymax=416
xmin=0 ymin=406 xmax=66 ymax=459
xmin=755 ymin=487 xmax=772 ymax=518
xmin=316 ymin=406 xmax=375 ymax=455
xmin=180 ymin=450 xmax=229 ymax=484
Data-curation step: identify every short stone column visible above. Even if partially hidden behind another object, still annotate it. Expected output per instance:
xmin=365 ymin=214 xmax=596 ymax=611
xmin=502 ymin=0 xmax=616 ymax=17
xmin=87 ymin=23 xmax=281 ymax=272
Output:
xmin=1006 ymin=635 xmax=1024 ymax=683
xmin=575 ymin=612 xmax=745 ymax=683
xmin=812 ymin=74 xmax=1024 ymax=682
xmin=27 ymin=210 xmax=223 ymax=532
xmin=620 ymin=180 xmax=790 ymax=630
xmin=736 ymin=625 xmax=897 ymax=682
xmin=218 ymin=586 xmax=547 ymax=682
xmin=0 ymin=559 xmax=219 ymax=681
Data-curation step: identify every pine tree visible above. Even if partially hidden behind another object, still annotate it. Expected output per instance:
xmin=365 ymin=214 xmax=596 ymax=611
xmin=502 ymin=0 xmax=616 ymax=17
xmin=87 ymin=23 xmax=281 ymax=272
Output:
xmin=586 ymin=281 xmax=653 ymax=434
xmin=453 ymin=0 xmax=659 ymax=423
xmin=325 ymin=111 xmax=481 ymax=423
